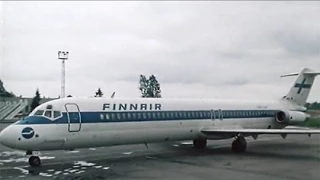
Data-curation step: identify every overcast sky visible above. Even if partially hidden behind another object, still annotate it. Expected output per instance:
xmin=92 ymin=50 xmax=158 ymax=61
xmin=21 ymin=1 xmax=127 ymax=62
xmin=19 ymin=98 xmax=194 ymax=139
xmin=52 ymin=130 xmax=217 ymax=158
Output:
xmin=0 ymin=1 xmax=319 ymax=102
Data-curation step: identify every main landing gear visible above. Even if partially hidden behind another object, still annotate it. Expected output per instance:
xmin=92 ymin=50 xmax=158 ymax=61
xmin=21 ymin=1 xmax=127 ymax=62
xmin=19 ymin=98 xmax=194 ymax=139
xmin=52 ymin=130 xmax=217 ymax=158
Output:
xmin=193 ymin=139 xmax=207 ymax=149
xmin=193 ymin=135 xmax=247 ymax=153
xmin=26 ymin=150 xmax=41 ymax=167
xmin=231 ymin=135 xmax=247 ymax=153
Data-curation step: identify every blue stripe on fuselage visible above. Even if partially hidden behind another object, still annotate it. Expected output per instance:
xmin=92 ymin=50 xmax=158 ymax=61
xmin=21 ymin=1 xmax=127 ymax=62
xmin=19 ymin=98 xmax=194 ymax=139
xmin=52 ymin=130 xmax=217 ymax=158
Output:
xmin=15 ymin=109 xmax=279 ymax=125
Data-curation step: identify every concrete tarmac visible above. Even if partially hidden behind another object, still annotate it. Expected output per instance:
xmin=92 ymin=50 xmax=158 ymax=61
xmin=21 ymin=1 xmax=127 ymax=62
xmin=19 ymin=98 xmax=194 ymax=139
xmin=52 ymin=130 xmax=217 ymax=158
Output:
xmin=0 ymin=124 xmax=319 ymax=180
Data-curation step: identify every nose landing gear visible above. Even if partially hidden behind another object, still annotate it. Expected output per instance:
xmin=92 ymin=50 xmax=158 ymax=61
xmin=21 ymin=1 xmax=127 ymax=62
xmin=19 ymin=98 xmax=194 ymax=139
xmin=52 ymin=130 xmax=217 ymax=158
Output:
xmin=29 ymin=156 xmax=41 ymax=167
xmin=26 ymin=151 xmax=41 ymax=167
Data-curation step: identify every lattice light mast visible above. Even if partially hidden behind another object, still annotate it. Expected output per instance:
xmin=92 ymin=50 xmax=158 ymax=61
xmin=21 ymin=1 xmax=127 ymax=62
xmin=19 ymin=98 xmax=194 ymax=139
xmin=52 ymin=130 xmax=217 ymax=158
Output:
xmin=58 ymin=51 xmax=69 ymax=98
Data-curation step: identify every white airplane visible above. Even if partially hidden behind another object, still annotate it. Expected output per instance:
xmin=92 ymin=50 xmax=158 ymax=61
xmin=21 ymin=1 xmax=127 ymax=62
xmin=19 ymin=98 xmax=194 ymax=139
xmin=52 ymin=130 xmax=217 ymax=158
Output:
xmin=1 ymin=68 xmax=320 ymax=167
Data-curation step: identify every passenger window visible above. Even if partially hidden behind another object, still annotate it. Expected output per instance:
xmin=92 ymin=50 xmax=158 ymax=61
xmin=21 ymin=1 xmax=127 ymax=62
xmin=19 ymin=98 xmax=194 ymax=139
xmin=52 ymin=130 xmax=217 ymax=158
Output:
xmin=117 ymin=113 xmax=121 ymax=120
xmin=106 ymin=113 xmax=110 ymax=120
xmin=122 ymin=113 xmax=126 ymax=119
xmin=157 ymin=112 xmax=161 ymax=119
xmin=100 ymin=114 xmax=104 ymax=120
xmin=53 ymin=111 xmax=61 ymax=118
xmin=143 ymin=113 xmax=147 ymax=119
xmin=147 ymin=113 xmax=151 ymax=119
xmin=162 ymin=112 xmax=166 ymax=119
xmin=152 ymin=113 xmax=156 ymax=119
xmin=111 ymin=113 xmax=115 ymax=120
xmin=183 ymin=112 xmax=187 ymax=118
xmin=179 ymin=112 xmax=183 ymax=118
xmin=170 ymin=112 xmax=174 ymax=118
xmin=44 ymin=110 xmax=52 ymax=118
xmin=35 ymin=110 xmax=44 ymax=116
xmin=127 ymin=113 xmax=131 ymax=119
xmin=132 ymin=113 xmax=136 ymax=119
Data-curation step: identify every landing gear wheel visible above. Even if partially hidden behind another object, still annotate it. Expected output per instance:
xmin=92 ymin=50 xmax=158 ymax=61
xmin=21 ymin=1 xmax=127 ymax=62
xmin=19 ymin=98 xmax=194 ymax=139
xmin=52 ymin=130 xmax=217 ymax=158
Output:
xmin=232 ymin=136 xmax=247 ymax=153
xmin=29 ymin=156 xmax=41 ymax=167
xmin=193 ymin=139 xmax=207 ymax=149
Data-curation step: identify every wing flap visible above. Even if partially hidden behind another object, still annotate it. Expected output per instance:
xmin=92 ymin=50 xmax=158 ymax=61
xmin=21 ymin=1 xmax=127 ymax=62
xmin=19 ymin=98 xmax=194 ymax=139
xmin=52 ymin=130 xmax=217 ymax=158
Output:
xmin=201 ymin=128 xmax=320 ymax=136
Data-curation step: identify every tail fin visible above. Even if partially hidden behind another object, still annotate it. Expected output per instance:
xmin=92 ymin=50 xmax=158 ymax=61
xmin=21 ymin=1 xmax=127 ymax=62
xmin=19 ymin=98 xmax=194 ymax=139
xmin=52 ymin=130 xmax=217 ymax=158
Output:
xmin=281 ymin=68 xmax=320 ymax=106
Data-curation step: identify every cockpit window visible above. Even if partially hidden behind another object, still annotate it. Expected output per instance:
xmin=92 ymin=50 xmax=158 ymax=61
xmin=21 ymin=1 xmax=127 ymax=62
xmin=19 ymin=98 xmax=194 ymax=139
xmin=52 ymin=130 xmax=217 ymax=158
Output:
xmin=34 ymin=110 xmax=44 ymax=116
xmin=53 ymin=111 xmax=62 ymax=118
xmin=44 ymin=110 xmax=52 ymax=118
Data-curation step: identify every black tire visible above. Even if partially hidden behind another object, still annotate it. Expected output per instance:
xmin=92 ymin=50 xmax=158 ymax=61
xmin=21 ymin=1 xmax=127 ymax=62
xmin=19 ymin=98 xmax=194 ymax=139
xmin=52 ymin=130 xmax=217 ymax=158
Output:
xmin=193 ymin=139 xmax=207 ymax=149
xmin=29 ymin=156 xmax=41 ymax=167
xmin=232 ymin=137 xmax=246 ymax=153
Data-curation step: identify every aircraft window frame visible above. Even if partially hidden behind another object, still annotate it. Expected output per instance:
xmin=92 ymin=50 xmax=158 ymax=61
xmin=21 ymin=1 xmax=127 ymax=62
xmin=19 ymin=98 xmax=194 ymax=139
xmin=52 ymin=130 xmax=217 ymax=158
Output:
xmin=53 ymin=111 xmax=62 ymax=118
xmin=105 ymin=113 xmax=110 ymax=120
xmin=170 ymin=112 xmax=174 ymax=118
xmin=44 ymin=110 xmax=52 ymax=118
xmin=183 ymin=112 xmax=187 ymax=119
xmin=34 ymin=110 xmax=44 ymax=116
xmin=162 ymin=112 xmax=166 ymax=119
xmin=187 ymin=112 xmax=191 ymax=118
xmin=175 ymin=112 xmax=179 ymax=118
xmin=166 ymin=112 xmax=171 ymax=119
xmin=191 ymin=112 xmax=195 ymax=118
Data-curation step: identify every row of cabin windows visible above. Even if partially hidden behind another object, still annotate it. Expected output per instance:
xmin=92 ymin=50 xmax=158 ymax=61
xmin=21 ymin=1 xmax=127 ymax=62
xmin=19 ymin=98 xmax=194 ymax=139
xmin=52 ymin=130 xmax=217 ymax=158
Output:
xmin=99 ymin=110 xmax=276 ymax=120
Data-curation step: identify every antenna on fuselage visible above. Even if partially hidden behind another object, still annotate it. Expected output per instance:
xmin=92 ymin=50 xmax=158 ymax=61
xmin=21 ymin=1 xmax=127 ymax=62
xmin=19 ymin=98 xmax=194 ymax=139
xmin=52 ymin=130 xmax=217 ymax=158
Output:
xmin=111 ymin=92 xmax=116 ymax=98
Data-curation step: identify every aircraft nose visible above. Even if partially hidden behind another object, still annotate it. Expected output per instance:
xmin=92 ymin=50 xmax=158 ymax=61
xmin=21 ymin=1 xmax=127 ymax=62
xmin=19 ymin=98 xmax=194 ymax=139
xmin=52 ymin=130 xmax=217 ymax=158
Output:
xmin=0 ymin=125 xmax=17 ymax=149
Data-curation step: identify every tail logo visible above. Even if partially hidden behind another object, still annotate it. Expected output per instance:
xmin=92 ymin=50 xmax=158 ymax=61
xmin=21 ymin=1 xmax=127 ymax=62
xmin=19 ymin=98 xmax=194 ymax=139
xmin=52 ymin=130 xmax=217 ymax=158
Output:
xmin=294 ymin=78 xmax=311 ymax=94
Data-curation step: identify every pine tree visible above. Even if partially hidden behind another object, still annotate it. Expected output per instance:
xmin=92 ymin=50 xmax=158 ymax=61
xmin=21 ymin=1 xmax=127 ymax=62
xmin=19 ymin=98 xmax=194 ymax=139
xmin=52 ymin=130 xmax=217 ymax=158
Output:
xmin=30 ymin=89 xmax=41 ymax=112
xmin=95 ymin=88 xmax=104 ymax=97
xmin=138 ymin=74 xmax=161 ymax=98
xmin=0 ymin=79 xmax=15 ymax=97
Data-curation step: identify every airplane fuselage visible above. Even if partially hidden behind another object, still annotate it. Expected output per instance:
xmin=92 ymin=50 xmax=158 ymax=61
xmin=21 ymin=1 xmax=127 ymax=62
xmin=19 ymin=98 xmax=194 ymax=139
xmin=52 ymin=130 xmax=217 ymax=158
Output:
xmin=0 ymin=98 xmax=288 ymax=151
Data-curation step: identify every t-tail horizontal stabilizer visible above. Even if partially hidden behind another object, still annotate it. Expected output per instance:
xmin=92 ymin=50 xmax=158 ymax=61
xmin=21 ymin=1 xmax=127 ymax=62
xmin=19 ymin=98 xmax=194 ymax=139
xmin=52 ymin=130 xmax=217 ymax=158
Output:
xmin=281 ymin=68 xmax=320 ymax=106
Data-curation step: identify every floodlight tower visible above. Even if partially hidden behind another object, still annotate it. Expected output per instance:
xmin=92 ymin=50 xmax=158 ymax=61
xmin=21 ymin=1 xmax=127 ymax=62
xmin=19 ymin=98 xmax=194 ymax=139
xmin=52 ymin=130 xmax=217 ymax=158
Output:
xmin=58 ymin=51 xmax=69 ymax=98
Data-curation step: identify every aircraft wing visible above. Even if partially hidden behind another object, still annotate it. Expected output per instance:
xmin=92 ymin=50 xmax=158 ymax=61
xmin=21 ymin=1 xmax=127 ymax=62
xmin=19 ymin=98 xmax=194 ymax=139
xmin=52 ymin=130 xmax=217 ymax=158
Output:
xmin=201 ymin=128 xmax=320 ymax=137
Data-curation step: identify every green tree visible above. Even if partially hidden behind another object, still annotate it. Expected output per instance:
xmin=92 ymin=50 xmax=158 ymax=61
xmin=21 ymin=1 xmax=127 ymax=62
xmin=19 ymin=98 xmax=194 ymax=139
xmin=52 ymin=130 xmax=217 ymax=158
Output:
xmin=30 ymin=89 xmax=41 ymax=112
xmin=0 ymin=79 xmax=15 ymax=97
xmin=95 ymin=88 xmax=104 ymax=97
xmin=138 ymin=74 xmax=161 ymax=98
xmin=305 ymin=102 xmax=320 ymax=110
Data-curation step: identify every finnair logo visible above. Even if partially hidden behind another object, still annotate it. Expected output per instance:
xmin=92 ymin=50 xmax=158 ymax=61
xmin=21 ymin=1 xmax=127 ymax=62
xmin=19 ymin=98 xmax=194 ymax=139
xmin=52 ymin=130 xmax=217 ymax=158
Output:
xmin=21 ymin=127 xmax=35 ymax=139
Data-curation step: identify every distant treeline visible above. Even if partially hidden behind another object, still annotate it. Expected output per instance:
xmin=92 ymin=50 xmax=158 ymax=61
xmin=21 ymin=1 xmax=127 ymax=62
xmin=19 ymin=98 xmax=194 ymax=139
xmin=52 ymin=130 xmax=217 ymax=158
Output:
xmin=305 ymin=102 xmax=320 ymax=110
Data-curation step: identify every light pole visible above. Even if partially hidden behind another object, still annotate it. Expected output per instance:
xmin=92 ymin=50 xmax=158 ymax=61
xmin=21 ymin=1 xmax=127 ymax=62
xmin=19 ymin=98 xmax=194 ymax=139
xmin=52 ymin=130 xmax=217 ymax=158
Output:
xmin=58 ymin=51 xmax=69 ymax=98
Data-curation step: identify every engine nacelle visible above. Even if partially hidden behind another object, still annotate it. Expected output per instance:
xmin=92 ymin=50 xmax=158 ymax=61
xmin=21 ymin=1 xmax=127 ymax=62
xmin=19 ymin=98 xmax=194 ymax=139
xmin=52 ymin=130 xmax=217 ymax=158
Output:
xmin=275 ymin=110 xmax=308 ymax=125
